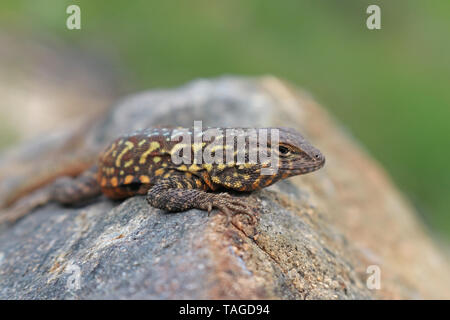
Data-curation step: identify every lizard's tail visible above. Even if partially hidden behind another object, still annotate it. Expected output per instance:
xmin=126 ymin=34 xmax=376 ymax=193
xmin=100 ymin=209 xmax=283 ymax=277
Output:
xmin=0 ymin=165 xmax=101 ymax=226
xmin=0 ymin=187 xmax=53 ymax=225
xmin=1 ymin=158 xmax=93 ymax=209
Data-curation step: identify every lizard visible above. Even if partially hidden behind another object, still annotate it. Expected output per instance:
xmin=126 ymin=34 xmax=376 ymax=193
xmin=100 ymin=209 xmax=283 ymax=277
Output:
xmin=0 ymin=127 xmax=325 ymax=226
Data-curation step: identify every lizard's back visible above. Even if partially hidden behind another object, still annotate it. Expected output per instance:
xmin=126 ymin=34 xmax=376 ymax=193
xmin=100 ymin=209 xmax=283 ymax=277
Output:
xmin=98 ymin=128 xmax=181 ymax=199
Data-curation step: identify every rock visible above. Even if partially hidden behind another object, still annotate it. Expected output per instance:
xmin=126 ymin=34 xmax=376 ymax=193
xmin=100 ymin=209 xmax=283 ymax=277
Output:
xmin=0 ymin=76 xmax=449 ymax=299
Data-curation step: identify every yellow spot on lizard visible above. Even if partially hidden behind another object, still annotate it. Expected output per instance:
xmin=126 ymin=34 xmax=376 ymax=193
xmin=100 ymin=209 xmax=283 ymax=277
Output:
xmin=124 ymin=175 xmax=134 ymax=184
xmin=124 ymin=159 xmax=134 ymax=168
xmin=217 ymin=164 xmax=226 ymax=170
xmin=233 ymin=181 xmax=242 ymax=188
xmin=189 ymin=164 xmax=201 ymax=172
xmin=110 ymin=177 xmax=118 ymax=187
xmin=211 ymin=176 xmax=221 ymax=184
xmin=203 ymin=163 xmax=213 ymax=172
xmin=116 ymin=141 xmax=135 ymax=167
xmin=140 ymin=141 xmax=160 ymax=164
xmin=139 ymin=175 xmax=150 ymax=183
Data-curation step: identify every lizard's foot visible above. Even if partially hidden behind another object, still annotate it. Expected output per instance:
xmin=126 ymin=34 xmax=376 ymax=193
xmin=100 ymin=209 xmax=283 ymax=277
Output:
xmin=146 ymin=181 xmax=259 ymax=234
xmin=208 ymin=193 xmax=259 ymax=226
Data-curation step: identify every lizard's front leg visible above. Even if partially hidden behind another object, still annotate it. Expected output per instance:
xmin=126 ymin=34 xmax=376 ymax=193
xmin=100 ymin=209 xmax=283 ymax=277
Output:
xmin=146 ymin=175 xmax=257 ymax=224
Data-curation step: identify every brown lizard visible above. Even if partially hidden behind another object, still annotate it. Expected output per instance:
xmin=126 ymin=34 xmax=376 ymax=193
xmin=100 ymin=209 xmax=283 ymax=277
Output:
xmin=0 ymin=127 xmax=325 ymax=225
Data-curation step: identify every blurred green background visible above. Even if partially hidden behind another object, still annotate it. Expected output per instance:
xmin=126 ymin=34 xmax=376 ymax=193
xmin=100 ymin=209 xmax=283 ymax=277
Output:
xmin=0 ymin=1 xmax=449 ymax=238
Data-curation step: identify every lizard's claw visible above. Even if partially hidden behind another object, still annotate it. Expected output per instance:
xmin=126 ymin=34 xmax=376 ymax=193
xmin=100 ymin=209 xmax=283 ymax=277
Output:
xmin=207 ymin=203 xmax=213 ymax=217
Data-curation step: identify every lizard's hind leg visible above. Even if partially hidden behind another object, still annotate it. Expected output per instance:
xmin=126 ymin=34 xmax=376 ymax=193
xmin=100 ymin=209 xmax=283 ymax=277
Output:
xmin=0 ymin=165 xmax=101 ymax=225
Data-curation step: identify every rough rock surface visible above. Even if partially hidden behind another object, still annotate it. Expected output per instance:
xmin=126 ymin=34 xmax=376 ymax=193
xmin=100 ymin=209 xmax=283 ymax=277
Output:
xmin=0 ymin=76 xmax=449 ymax=299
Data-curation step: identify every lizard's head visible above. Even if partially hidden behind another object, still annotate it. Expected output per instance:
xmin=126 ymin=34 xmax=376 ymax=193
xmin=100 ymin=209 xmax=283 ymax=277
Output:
xmin=215 ymin=127 xmax=325 ymax=191
xmin=273 ymin=127 xmax=325 ymax=176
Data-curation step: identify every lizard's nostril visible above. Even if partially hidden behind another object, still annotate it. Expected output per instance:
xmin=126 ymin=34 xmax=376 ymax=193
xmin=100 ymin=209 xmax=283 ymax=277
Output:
xmin=314 ymin=153 xmax=324 ymax=162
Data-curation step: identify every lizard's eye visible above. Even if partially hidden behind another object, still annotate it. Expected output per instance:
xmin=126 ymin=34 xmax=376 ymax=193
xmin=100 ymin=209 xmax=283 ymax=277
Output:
xmin=279 ymin=146 xmax=291 ymax=156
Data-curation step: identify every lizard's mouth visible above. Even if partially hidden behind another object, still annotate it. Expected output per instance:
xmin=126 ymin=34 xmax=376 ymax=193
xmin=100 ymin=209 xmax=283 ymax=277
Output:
xmin=281 ymin=156 xmax=325 ymax=174
xmin=299 ymin=162 xmax=325 ymax=173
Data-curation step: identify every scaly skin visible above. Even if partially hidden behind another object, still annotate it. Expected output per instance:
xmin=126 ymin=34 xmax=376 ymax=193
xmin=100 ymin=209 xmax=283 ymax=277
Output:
xmin=0 ymin=127 xmax=325 ymax=225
